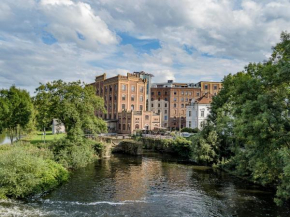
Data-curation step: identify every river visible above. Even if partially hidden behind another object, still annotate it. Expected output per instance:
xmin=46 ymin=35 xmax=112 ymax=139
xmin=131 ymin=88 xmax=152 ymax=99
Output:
xmin=0 ymin=152 xmax=289 ymax=217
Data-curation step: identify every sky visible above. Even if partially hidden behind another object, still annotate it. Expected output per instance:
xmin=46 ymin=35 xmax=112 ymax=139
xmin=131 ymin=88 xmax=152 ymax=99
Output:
xmin=1 ymin=0 xmax=290 ymax=93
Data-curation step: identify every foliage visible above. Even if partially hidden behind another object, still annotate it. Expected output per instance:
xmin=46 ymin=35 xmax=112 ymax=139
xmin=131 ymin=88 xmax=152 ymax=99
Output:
xmin=48 ymin=138 xmax=97 ymax=169
xmin=142 ymin=137 xmax=192 ymax=158
xmin=172 ymin=137 xmax=192 ymax=158
xmin=181 ymin=127 xmax=199 ymax=133
xmin=195 ymin=32 xmax=290 ymax=205
xmin=0 ymin=144 xmax=69 ymax=199
xmin=34 ymin=80 xmax=107 ymax=140
xmin=0 ymin=86 xmax=34 ymax=144
xmin=191 ymin=130 xmax=219 ymax=165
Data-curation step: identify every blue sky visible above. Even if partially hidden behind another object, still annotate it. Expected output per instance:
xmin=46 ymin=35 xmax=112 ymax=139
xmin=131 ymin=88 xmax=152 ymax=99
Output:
xmin=0 ymin=0 xmax=290 ymax=93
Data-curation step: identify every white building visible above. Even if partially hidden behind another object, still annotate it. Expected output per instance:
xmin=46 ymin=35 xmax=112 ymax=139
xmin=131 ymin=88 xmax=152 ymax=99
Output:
xmin=52 ymin=119 xmax=66 ymax=134
xmin=186 ymin=94 xmax=212 ymax=130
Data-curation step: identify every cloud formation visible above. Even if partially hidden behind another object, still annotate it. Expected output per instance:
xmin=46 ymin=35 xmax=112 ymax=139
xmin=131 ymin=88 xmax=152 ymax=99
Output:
xmin=0 ymin=0 xmax=290 ymax=93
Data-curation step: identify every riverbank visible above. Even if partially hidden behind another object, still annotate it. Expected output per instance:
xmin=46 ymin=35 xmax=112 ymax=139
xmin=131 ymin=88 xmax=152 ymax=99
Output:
xmin=0 ymin=136 xmax=105 ymax=200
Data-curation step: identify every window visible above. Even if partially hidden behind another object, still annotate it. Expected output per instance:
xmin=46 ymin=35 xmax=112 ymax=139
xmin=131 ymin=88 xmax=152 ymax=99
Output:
xmin=123 ymin=124 xmax=126 ymax=130
xmin=109 ymin=85 xmax=112 ymax=92
xmin=165 ymin=110 xmax=167 ymax=114
xmin=114 ymin=95 xmax=117 ymax=100
xmin=131 ymin=104 xmax=134 ymax=110
xmin=165 ymin=91 xmax=168 ymax=95
xmin=105 ymin=86 xmax=108 ymax=92
xmin=214 ymin=85 xmax=217 ymax=90
xmin=109 ymin=114 xmax=111 ymax=119
xmin=145 ymin=115 xmax=149 ymax=120
xmin=140 ymin=95 xmax=143 ymax=102
xmin=104 ymin=96 xmax=107 ymax=101
xmin=115 ymin=84 xmax=118 ymax=91
xmin=131 ymin=85 xmax=135 ymax=92
xmin=164 ymin=116 xmax=168 ymax=121
xmin=165 ymin=103 xmax=167 ymax=107
xmin=151 ymin=98 xmax=154 ymax=101
xmin=174 ymin=97 xmax=177 ymax=102
xmin=174 ymin=103 xmax=177 ymax=108
xmin=165 ymin=98 xmax=168 ymax=101
xmin=189 ymin=121 xmax=191 ymax=128
xmin=189 ymin=92 xmax=192 ymax=95
xmin=119 ymin=124 xmax=121 ymax=130
xmin=140 ymin=105 xmax=143 ymax=111
xmin=122 ymin=94 xmax=126 ymax=100
xmin=189 ymin=111 xmax=191 ymax=117
xmin=185 ymin=91 xmax=188 ymax=95
xmin=109 ymin=95 xmax=112 ymax=101
xmin=131 ymin=95 xmax=135 ymax=101
xmin=214 ymin=92 xmax=217 ymax=96
xmin=122 ymin=84 xmax=126 ymax=91
xmin=205 ymin=84 xmax=208 ymax=90
xmin=196 ymin=92 xmax=200 ymax=97
xmin=158 ymin=103 xmax=160 ymax=107
xmin=151 ymin=92 xmax=154 ymax=95
xmin=135 ymin=124 xmax=140 ymax=129
xmin=128 ymin=124 xmax=130 ymax=130
xmin=185 ymin=98 xmax=188 ymax=102
xmin=174 ymin=91 xmax=177 ymax=95
xmin=201 ymin=110 xmax=205 ymax=117
xmin=158 ymin=98 xmax=160 ymax=101
xmin=181 ymin=104 xmax=184 ymax=108
xmin=140 ymin=86 xmax=144 ymax=92
xmin=181 ymin=98 xmax=184 ymax=102
xmin=151 ymin=103 xmax=154 ymax=107
xmin=158 ymin=91 xmax=161 ymax=96
xmin=181 ymin=91 xmax=184 ymax=95
xmin=158 ymin=110 xmax=160 ymax=114
xmin=174 ymin=110 xmax=177 ymax=115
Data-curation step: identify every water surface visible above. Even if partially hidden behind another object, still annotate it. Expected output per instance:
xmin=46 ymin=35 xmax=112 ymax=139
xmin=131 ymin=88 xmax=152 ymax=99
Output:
xmin=1 ymin=152 xmax=289 ymax=217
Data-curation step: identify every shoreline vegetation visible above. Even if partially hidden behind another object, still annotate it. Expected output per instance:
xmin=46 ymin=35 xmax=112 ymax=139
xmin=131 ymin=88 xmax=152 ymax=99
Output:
xmin=0 ymin=32 xmax=289 ymax=206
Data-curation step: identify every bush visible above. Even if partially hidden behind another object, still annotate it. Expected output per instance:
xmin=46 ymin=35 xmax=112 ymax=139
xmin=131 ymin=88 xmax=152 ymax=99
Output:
xmin=49 ymin=138 xmax=97 ymax=169
xmin=0 ymin=145 xmax=69 ymax=199
xmin=172 ymin=137 xmax=192 ymax=158
xmin=181 ymin=127 xmax=199 ymax=133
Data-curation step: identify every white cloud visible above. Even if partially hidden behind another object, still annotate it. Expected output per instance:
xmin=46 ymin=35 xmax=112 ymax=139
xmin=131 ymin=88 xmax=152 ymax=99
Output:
xmin=40 ymin=0 xmax=118 ymax=50
xmin=1 ymin=0 xmax=290 ymax=94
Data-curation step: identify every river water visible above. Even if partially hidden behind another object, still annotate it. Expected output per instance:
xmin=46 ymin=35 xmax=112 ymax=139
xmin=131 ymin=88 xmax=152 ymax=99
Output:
xmin=1 ymin=152 xmax=289 ymax=217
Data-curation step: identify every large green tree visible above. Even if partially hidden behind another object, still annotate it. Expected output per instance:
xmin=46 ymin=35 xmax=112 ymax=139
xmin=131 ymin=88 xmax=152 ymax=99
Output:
xmin=0 ymin=86 xmax=34 ymax=144
xmin=193 ymin=32 xmax=290 ymax=205
xmin=34 ymin=80 xmax=107 ymax=140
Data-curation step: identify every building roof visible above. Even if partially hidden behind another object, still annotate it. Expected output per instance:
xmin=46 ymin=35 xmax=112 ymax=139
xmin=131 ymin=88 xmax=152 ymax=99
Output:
xmin=196 ymin=93 xmax=213 ymax=104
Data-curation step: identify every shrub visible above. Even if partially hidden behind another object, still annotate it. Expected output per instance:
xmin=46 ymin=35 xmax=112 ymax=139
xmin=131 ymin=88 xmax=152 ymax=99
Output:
xmin=172 ymin=137 xmax=192 ymax=158
xmin=49 ymin=138 xmax=97 ymax=169
xmin=181 ymin=127 xmax=199 ymax=133
xmin=0 ymin=145 xmax=69 ymax=199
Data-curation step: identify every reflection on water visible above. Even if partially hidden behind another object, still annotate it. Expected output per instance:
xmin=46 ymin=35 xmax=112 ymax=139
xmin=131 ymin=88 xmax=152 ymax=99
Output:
xmin=1 ymin=152 xmax=289 ymax=217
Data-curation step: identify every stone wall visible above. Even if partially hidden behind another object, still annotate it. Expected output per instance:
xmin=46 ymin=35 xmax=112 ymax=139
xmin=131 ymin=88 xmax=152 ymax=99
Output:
xmin=112 ymin=140 xmax=143 ymax=155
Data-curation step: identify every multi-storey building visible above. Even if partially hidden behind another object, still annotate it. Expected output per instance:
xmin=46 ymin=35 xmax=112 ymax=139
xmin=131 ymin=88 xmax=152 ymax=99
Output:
xmin=133 ymin=71 xmax=154 ymax=111
xmin=151 ymin=80 xmax=222 ymax=130
xmin=91 ymin=72 xmax=161 ymax=133
xmin=186 ymin=94 xmax=212 ymax=130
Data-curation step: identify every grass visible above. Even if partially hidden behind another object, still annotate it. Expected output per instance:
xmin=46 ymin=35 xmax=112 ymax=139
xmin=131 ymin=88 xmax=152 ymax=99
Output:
xmin=23 ymin=131 xmax=66 ymax=144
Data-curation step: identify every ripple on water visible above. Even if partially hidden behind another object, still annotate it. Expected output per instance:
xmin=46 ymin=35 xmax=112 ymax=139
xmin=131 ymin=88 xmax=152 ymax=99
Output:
xmin=0 ymin=200 xmax=50 ymax=217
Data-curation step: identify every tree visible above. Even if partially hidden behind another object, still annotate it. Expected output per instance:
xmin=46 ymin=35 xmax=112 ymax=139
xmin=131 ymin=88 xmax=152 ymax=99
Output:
xmin=0 ymin=86 xmax=34 ymax=144
xmin=197 ymin=32 xmax=290 ymax=205
xmin=34 ymin=80 xmax=107 ymax=140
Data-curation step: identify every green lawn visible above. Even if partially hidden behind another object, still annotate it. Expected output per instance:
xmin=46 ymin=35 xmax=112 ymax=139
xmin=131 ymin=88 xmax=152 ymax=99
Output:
xmin=24 ymin=131 xmax=66 ymax=144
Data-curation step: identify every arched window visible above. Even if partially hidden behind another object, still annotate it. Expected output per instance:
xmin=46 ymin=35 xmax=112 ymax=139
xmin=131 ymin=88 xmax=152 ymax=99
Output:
xmin=135 ymin=124 xmax=140 ymax=129
xmin=131 ymin=104 xmax=134 ymax=111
